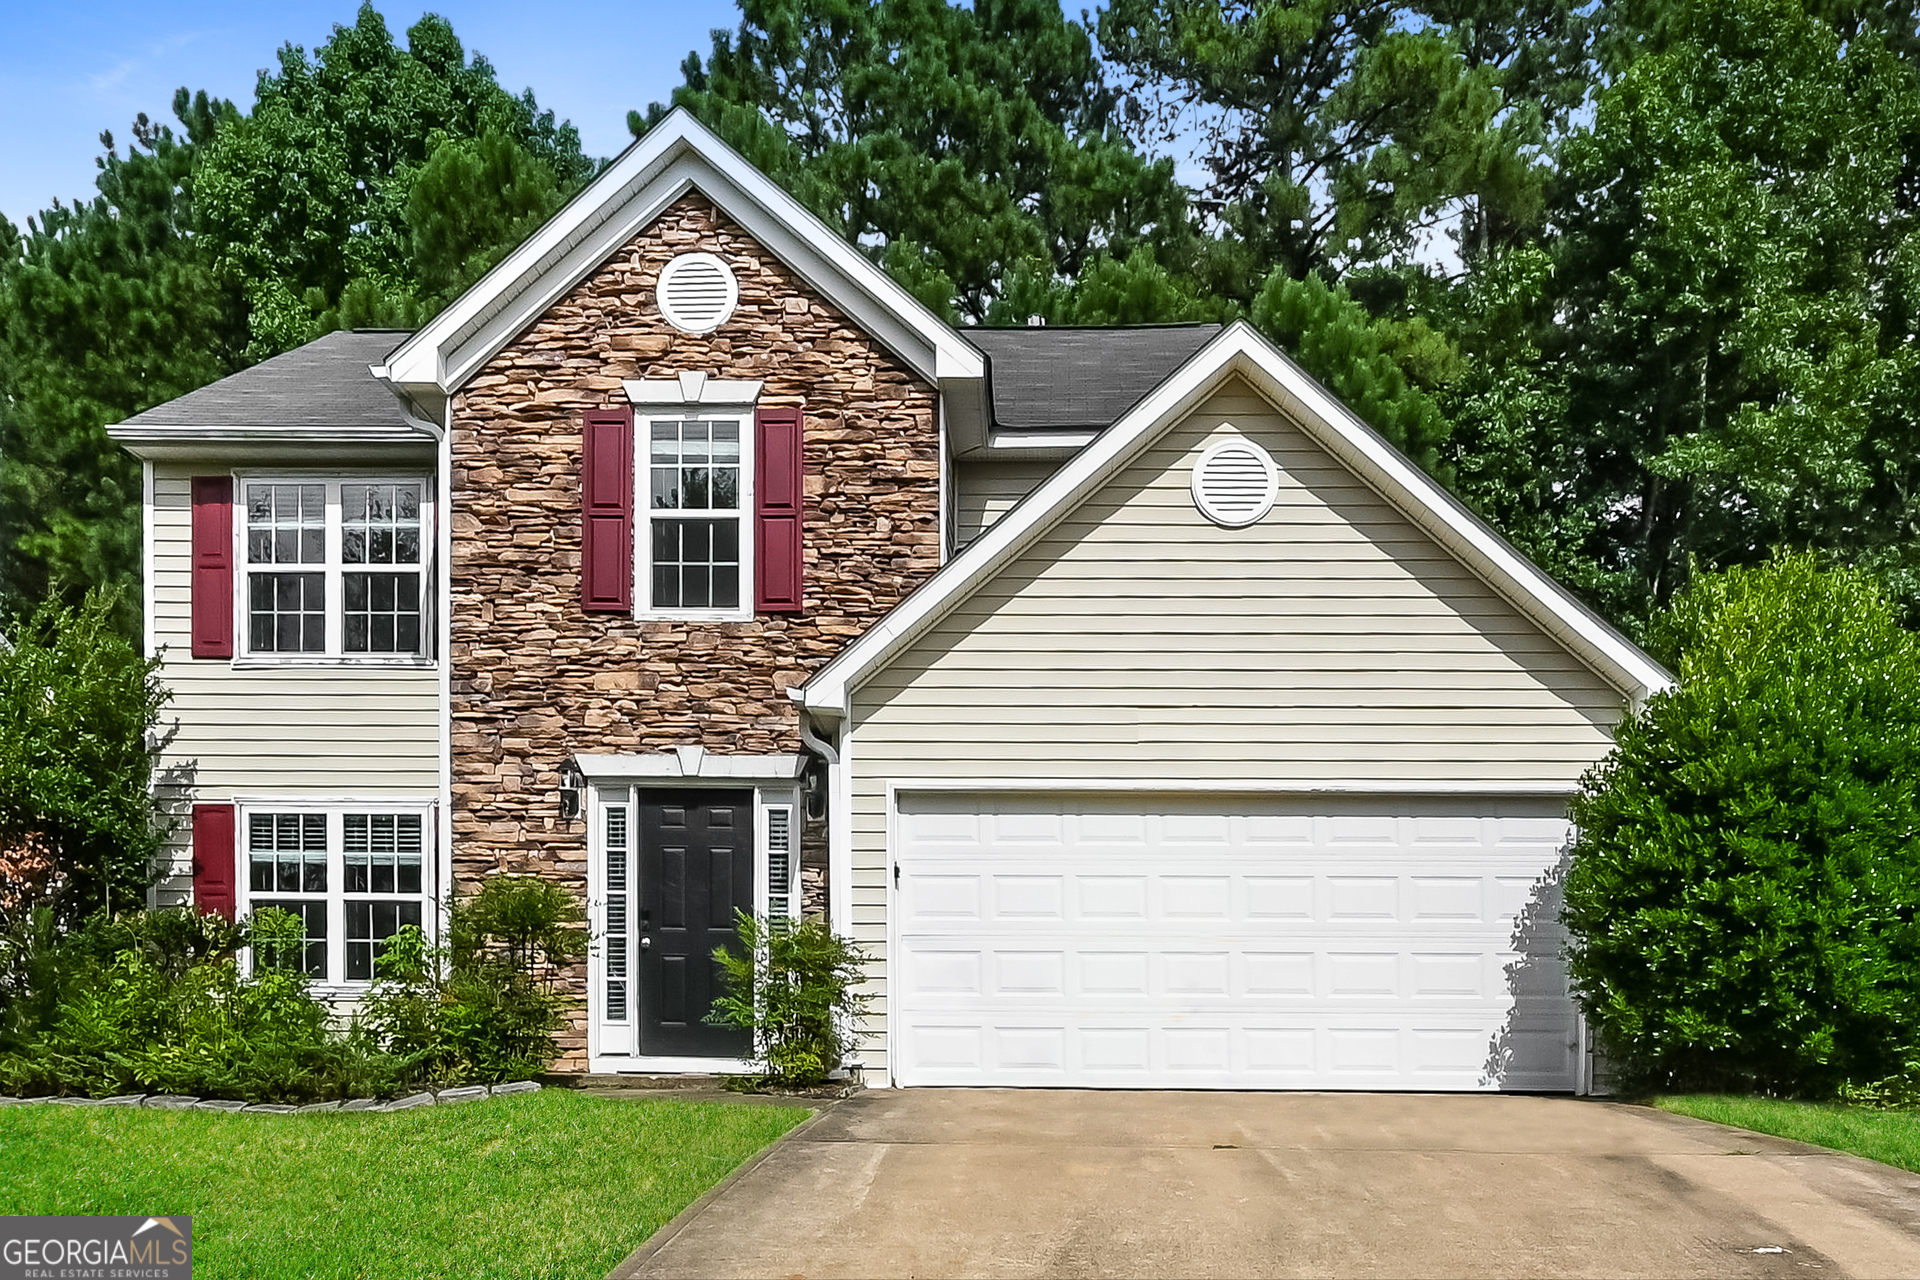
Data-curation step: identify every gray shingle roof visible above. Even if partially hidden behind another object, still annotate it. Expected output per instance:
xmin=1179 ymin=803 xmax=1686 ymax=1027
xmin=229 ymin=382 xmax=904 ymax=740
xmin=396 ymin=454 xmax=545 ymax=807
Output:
xmin=963 ymin=324 xmax=1223 ymax=432
xmin=114 ymin=330 xmax=414 ymax=432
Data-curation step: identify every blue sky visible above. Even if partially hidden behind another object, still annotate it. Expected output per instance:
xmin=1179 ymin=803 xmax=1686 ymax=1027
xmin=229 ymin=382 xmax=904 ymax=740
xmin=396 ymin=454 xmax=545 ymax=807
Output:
xmin=1 ymin=0 xmax=743 ymax=230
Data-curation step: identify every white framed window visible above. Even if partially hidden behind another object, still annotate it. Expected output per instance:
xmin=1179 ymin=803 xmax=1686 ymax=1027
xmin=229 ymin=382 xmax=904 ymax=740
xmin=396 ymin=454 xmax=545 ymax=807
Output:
xmin=640 ymin=415 xmax=754 ymax=620
xmin=239 ymin=476 xmax=433 ymax=662
xmin=241 ymin=803 xmax=433 ymax=987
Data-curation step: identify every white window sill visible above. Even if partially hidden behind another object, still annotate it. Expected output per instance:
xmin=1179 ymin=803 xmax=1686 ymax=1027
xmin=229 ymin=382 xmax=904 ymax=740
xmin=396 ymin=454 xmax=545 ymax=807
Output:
xmin=230 ymin=656 xmax=437 ymax=671
xmin=635 ymin=611 xmax=754 ymax=624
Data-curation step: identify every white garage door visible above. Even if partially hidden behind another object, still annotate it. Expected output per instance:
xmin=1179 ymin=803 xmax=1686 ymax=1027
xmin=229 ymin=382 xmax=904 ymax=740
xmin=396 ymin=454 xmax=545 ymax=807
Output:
xmin=892 ymin=793 xmax=1580 ymax=1091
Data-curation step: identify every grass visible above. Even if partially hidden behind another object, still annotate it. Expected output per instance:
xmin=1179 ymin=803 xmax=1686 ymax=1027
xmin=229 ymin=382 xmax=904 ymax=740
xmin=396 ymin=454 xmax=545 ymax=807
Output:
xmin=0 ymin=1089 xmax=809 ymax=1279
xmin=1656 ymin=1094 xmax=1920 ymax=1175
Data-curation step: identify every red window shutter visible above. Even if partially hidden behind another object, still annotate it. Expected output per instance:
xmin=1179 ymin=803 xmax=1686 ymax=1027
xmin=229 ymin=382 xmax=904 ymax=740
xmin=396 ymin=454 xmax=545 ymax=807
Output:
xmin=755 ymin=407 xmax=805 ymax=613
xmin=192 ymin=803 xmax=237 ymax=920
xmin=190 ymin=476 xmax=233 ymax=658
xmin=581 ymin=406 xmax=635 ymax=612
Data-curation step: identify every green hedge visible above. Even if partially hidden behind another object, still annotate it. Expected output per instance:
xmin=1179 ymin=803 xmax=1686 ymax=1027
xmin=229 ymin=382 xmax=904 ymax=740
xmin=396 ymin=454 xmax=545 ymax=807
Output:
xmin=1564 ymin=554 xmax=1920 ymax=1096
xmin=0 ymin=877 xmax=584 ymax=1101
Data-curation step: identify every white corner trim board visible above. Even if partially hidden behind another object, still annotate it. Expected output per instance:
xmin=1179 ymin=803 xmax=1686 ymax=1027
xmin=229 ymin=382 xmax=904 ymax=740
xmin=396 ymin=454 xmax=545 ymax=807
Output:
xmin=798 ymin=321 xmax=1672 ymax=717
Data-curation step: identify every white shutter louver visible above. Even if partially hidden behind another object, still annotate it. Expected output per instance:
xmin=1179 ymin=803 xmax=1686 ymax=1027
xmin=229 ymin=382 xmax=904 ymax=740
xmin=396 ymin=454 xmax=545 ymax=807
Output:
xmin=766 ymin=806 xmax=796 ymax=921
xmin=1191 ymin=435 xmax=1281 ymax=528
xmin=655 ymin=252 xmax=739 ymax=334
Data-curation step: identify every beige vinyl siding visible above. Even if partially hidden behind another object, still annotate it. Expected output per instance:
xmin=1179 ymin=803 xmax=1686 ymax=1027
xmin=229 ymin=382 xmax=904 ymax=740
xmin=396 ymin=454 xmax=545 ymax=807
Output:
xmin=952 ymin=459 xmax=1057 ymax=547
xmin=149 ymin=465 xmax=440 ymax=905
xmin=842 ymin=374 xmax=1629 ymax=1076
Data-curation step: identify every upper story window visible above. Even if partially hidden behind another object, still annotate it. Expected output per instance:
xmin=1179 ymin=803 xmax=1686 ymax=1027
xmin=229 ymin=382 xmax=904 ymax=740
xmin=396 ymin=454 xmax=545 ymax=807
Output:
xmin=240 ymin=478 xmax=431 ymax=661
xmin=580 ymin=387 xmax=803 ymax=619
xmin=646 ymin=416 xmax=747 ymax=614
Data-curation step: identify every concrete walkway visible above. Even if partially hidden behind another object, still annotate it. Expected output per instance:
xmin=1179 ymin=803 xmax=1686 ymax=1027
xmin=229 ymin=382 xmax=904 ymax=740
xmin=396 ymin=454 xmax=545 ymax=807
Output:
xmin=611 ymin=1090 xmax=1920 ymax=1279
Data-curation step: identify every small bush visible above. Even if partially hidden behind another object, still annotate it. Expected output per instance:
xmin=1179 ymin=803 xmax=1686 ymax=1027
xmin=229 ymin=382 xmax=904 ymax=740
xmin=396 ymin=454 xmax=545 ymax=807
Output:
xmin=1563 ymin=554 xmax=1920 ymax=1096
xmin=709 ymin=912 xmax=869 ymax=1087
xmin=356 ymin=876 xmax=585 ymax=1088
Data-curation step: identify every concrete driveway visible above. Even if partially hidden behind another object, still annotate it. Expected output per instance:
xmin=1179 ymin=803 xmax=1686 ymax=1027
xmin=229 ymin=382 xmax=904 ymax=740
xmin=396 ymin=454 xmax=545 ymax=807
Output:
xmin=611 ymin=1090 xmax=1920 ymax=1279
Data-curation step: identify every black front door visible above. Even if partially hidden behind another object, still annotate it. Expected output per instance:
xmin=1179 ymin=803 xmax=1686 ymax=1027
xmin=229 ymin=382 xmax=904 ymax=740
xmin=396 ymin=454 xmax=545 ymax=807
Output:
xmin=637 ymin=789 xmax=754 ymax=1058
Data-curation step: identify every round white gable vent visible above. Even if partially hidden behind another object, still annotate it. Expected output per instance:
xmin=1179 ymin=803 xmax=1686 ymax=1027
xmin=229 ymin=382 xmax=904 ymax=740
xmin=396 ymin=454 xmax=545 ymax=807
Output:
xmin=655 ymin=252 xmax=739 ymax=334
xmin=1191 ymin=434 xmax=1280 ymax=527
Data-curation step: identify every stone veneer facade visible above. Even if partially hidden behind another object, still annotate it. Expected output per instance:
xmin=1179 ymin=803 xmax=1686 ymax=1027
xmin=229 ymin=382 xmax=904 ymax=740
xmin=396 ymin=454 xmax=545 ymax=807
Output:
xmin=449 ymin=194 xmax=942 ymax=1067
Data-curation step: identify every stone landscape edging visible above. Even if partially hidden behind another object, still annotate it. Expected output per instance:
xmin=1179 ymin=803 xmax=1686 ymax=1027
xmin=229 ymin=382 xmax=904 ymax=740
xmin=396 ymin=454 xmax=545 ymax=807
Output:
xmin=0 ymin=1080 xmax=542 ymax=1113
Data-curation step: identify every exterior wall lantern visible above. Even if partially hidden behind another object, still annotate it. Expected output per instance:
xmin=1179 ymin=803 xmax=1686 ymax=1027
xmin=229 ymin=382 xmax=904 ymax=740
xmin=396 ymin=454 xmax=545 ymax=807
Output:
xmin=558 ymin=759 xmax=584 ymax=822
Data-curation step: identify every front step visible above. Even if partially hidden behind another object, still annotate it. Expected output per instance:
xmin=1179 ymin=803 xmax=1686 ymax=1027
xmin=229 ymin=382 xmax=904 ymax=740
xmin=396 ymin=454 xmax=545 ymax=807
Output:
xmin=545 ymin=1073 xmax=730 ymax=1091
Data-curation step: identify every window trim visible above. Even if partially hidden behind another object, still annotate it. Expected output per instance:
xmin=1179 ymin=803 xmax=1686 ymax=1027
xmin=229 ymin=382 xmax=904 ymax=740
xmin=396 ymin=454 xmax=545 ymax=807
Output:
xmin=234 ymin=799 xmax=437 ymax=994
xmin=633 ymin=406 xmax=757 ymax=622
xmin=230 ymin=470 xmax=437 ymax=669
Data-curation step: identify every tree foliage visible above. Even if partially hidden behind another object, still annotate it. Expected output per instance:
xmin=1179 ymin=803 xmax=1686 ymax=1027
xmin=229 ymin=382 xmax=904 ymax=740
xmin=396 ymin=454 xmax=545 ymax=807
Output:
xmin=0 ymin=92 xmax=244 ymax=627
xmin=0 ymin=590 xmax=172 ymax=928
xmin=0 ymin=4 xmax=590 ymax=624
xmin=1544 ymin=0 xmax=1920 ymax=622
xmin=1564 ymin=555 xmax=1920 ymax=1095
xmin=631 ymin=0 xmax=1194 ymax=321
xmin=1097 ymin=0 xmax=1582 ymax=292
xmin=195 ymin=3 xmax=594 ymax=357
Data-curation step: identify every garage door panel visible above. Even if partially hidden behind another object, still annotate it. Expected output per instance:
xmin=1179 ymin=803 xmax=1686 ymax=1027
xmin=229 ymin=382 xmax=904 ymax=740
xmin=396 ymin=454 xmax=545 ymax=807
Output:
xmin=894 ymin=793 xmax=1579 ymax=1091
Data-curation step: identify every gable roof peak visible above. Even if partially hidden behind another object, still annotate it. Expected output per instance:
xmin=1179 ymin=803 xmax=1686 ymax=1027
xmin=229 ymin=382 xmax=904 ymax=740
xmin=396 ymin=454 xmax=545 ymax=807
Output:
xmin=375 ymin=107 xmax=983 ymax=402
xmin=801 ymin=319 xmax=1670 ymax=714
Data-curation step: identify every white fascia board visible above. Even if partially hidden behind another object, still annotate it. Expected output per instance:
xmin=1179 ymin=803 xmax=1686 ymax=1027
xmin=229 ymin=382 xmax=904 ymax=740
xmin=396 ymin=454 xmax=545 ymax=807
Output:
xmin=107 ymin=427 xmax=436 ymax=464
xmin=801 ymin=321 xmax=1671 ymax=715
xmin=378 ymin=109 xmax=981 ymax=398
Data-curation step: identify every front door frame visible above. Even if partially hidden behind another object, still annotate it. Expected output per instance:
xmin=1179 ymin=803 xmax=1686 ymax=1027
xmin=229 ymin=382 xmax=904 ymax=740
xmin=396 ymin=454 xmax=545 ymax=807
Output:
xmin=583 ymin=757 xmax=803 ymax=1074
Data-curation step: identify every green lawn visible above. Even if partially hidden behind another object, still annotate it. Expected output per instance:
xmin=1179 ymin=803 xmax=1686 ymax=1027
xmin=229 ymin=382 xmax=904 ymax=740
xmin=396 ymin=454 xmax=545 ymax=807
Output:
xmin=1657 ymin=1094 xmax=1920 ymax=1175
xmin=0 ymin=1090 xmax=808 ymax=1279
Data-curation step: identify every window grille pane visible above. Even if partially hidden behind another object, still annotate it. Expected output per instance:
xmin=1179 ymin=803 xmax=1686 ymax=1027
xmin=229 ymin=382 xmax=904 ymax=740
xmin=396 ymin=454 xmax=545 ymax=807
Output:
xmin=343 ymin=483 xmax=422 ymax=565
xmin=249 ymin=812 xmax=327 ymax=894
xmin=651 ymin=518 xmax=741 ymax=610
xmin=343 ymin=571 xmax=422 ymax=654
xmin=649 ymin=420 xmax=741 ymax=514
xmin=246 ymin=484 xmax=325 ymax=564
xmin=255 ymin=898 xmax=327 ymax=977
xmin=345 ymin=899 xmax=423 ymax=981
xmin=344 ymin=814 xmax=423 ymax=896
xmin=250 ymin=572 xmax=325 ymax=653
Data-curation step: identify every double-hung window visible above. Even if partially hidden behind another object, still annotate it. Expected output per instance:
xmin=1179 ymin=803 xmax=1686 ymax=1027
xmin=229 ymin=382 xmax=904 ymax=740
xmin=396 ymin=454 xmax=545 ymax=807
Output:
xmin=244 ymin=806 xmax=431 ymax=986
xmin=643 ymin=417 xmax=751 ymax=617
xmin=242 ymin=478 xmax=431 ymax=660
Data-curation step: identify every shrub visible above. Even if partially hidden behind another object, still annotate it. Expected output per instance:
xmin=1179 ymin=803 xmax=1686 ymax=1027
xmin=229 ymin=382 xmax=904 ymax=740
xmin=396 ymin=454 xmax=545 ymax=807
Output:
xmin=709 ymin=912 xmax=869 ymax=1087
xmin=0 ymin=589 xmax=173 ymax=928
xmin=356 ymin=876 xmax=585 ymax=1087
xmin=1563 ymin=553 xmax=1920 ymax=1096
xmin=0 ymin=906 xmax=387 ymax=1102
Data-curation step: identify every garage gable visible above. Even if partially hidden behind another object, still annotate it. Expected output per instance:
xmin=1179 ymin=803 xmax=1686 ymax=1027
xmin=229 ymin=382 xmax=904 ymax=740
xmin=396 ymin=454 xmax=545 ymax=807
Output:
xmin=803 ymin=323 xmax=1667 ymax=744
xmin=852 ymin=370 xmax=1634 ymax=787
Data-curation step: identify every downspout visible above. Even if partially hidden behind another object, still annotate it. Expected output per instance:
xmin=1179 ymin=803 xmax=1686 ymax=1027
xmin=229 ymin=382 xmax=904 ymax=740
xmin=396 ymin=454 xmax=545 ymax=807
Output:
xmin=795 ymin=703 xmax=840 ymax=765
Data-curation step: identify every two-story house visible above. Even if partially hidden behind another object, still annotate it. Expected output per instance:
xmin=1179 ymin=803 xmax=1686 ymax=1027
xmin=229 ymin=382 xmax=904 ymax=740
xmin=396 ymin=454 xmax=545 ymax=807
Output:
xmin=109 ymin=110 xmax=1668 ymax=1091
